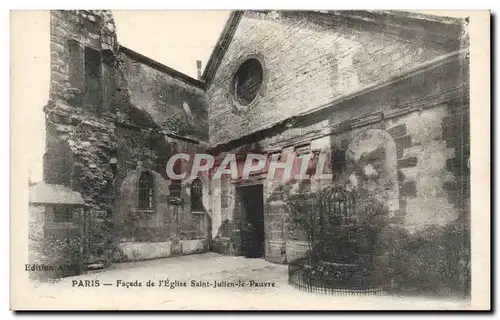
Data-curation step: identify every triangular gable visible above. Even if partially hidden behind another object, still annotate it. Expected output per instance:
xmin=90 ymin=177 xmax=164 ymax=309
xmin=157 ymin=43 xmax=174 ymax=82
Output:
xmin=202 ymin=11 xmax=244 ymax=88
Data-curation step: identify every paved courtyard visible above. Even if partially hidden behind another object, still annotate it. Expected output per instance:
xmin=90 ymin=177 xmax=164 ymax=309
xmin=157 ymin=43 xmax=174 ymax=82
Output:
xmin=28 ymin=253 xmax=471 ymax=310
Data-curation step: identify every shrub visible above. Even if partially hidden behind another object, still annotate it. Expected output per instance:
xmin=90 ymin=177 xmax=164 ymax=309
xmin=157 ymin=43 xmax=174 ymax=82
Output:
xmin=285 ymin=185 xmax=316 ymax=246
xmin=286 ymin=186 xmax=389 ymax=260
xmin=388 ymin=222 xmax=470 ymax=296
xmin=285 ymin=185 xmax=393 ymax=289
xmin=285 ymin=184 xmax=470 ymax=295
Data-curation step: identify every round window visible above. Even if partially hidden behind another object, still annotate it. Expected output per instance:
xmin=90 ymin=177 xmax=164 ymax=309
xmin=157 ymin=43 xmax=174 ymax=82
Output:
xmin=233 ymin=58 xmax=263 ymax=106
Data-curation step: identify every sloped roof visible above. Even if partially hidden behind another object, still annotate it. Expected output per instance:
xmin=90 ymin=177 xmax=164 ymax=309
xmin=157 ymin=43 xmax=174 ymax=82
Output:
xmin=118 ymin=45 xmax=205 ymax=89
xmin=29 ymin=182 xmax=86 ymax=206
xmin=110 ymin=10 xmax=465 ymax=92
xmin=201 ymin=10 xmax=466 ymax=87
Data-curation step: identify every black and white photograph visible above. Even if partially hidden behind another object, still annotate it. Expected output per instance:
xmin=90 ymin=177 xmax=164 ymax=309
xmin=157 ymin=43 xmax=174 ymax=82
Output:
xmin=9 ymin=8 xmax=490 ymax=311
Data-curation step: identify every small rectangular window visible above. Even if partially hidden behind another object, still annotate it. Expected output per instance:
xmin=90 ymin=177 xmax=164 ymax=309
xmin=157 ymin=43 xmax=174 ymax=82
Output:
xmin=53 ymin=206 xmax=73 ymax=223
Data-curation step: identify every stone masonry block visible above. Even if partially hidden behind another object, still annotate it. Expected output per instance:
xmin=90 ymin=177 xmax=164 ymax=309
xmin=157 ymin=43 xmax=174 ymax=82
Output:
xmin=206 ymin=12 xmax=446 ymax=146
xmin=398 ymin=198 xmax=407 ymax=213
xmin=397 ymin=157 xmax=418 ymax=168
xmin=397 ymin=170 xmax=405 ymax=182
xmin=265 ymin=241 xmax=286 ymax=264
xmin=387 ymin=124 xmax=407 ymax=138
xmin=399 ymin=181 xmax=417 ymax=197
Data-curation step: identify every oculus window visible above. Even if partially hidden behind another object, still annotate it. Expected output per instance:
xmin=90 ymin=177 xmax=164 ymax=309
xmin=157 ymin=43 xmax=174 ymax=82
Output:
xmin=233 ymin=58 xmax=263 ymax=106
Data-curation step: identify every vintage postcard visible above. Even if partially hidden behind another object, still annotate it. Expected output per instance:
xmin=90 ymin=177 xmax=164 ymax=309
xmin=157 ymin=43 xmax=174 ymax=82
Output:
xmin=10 ymin=9 xmax=490 ymax=310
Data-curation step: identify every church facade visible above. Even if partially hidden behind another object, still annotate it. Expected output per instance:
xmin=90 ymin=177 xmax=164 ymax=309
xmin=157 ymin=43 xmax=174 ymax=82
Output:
xmin=43 ymin=10 xmax=469 ymax=265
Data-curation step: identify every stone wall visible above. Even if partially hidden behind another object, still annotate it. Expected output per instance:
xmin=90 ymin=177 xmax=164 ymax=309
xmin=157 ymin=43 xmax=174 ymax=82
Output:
xmin=44 ymin=10 xmax=469 ymax=266
xmin=45 ymin=10 xmax=121 ymax=262
xmin=117 ymin=166 xmax=210 ymax=243
xmin=28 ymin=205 xmax=46 ymax=268
xmin=118 ymin=239 xmax=209 ymax=261
xmin=28 ymin=202 xmax=86 ymax=278
xmin=206 ymin=10 xmax=464 ymax=147
xmin=118 ymin=168 xmax=170 ymax=242
xmin=207 ymin=50 xmax=469 ymax=264
xmin=49 ymin=10 xmax=117 ymax=104
xmin=385 ymin=105 xmax=467 ymax=229
xmin=119 ymin=48 xmax=208 ymax=141
xmin=44 ymin=10 xmax=211 ymax=264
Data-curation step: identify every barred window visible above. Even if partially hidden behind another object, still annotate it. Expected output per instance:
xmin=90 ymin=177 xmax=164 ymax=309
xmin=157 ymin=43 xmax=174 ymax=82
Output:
xmin=138 ymin=171 xmax=155 ymax=210
xmin=191 ymin=178 xmax=204 ymax=212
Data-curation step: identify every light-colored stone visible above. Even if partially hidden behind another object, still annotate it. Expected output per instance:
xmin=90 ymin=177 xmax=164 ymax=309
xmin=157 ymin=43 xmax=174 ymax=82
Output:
xmin=118 ymin=242 xmax=173 ymax=261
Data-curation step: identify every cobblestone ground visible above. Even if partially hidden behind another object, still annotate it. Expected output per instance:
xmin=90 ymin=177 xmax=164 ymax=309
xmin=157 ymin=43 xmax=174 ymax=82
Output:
xmin=29 ymin=253 xmax=470 ymax=310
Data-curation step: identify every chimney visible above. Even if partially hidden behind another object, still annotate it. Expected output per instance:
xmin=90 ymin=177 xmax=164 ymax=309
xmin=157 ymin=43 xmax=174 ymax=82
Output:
xmin=196 ymin=60 xmax=202 ymax=80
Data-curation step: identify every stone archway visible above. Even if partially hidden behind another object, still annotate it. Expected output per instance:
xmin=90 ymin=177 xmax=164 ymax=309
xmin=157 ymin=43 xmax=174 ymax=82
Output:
xmin=346 ymin=129 xmax=399 ymax=216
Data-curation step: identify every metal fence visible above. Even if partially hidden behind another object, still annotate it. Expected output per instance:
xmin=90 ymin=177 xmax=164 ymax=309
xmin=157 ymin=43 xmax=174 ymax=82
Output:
xmin=288 ymin=258 xmax=387 ymax=295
